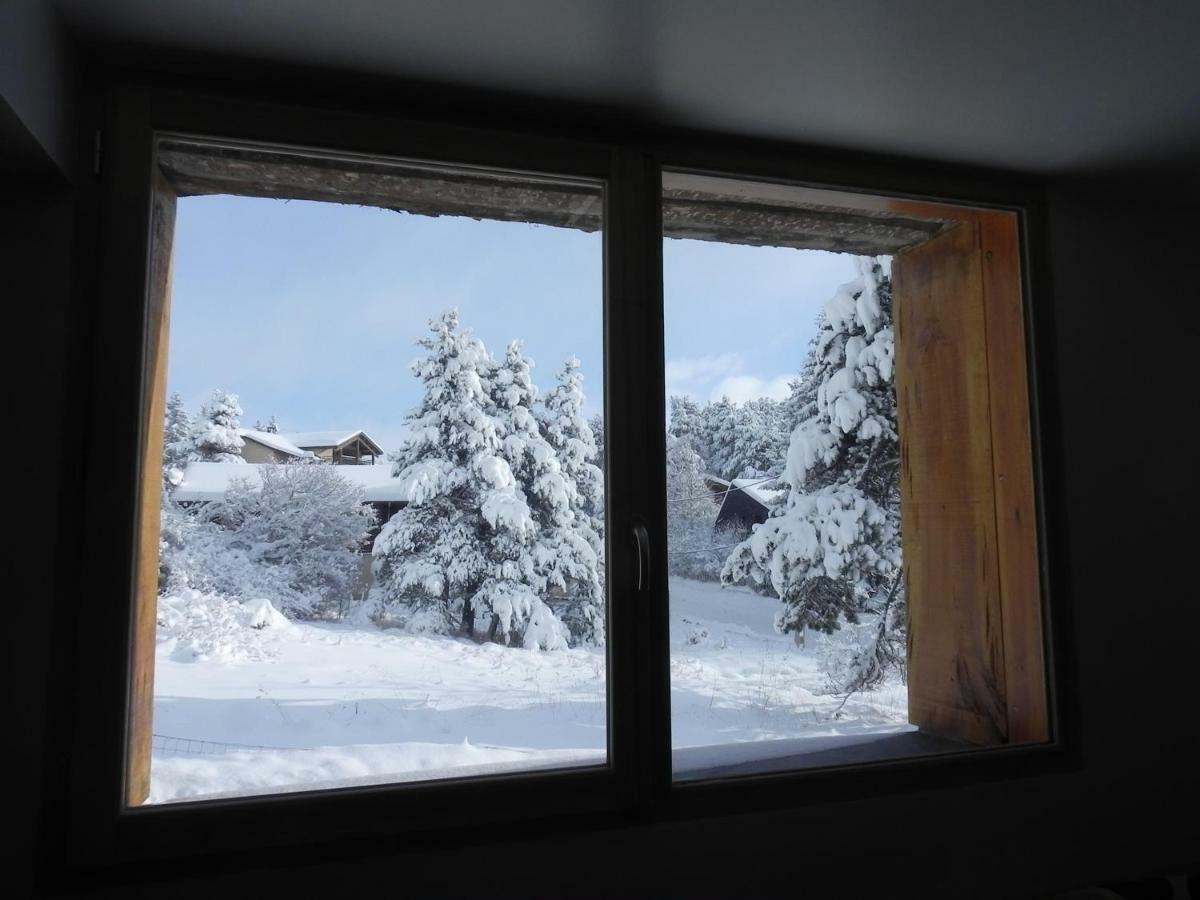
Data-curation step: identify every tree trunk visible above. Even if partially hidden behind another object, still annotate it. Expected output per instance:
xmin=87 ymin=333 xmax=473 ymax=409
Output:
xmin=460 ymin=597 xmax=474 ymax=638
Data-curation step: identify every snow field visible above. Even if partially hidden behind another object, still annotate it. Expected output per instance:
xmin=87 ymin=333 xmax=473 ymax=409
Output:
xmin=150 ymin=577 xmax=907 ymax=803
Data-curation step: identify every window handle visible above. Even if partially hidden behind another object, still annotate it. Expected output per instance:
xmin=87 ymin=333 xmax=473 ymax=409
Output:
xmin=632 ymin=521 xmax=651 ymax=593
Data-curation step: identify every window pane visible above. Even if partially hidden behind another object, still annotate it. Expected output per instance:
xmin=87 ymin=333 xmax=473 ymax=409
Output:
xmin=140 ymin=141 xmax=607 ymax=803
xmin=663 ymin=172 xmax=1047 ymax=779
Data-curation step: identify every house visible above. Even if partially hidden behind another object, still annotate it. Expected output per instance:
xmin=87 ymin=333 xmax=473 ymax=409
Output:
xmin=236 ymin=428 xmax=383 ymax=465
xmin=235 ymin=429 xmax=314 ymax=464
xmin=9 ymin=2 xmax=1200 ymax=898
xmin=706 ymin=476 xmax=784 ymax=533
xmin=281 ymin=430 xmax=384 ymax=465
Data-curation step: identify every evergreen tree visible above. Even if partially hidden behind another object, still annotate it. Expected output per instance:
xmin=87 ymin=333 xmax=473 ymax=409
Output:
xmin=184 ymin=389 xmax=245 ymax=463
xmin=368 ymin=311 xmax=567 ymax=649
xmin=589 ymin=413 xmax=605 ymax=472
xmin=541 ymin=356 xmax=606 ymax=645
xmin=253 ymin=415 xmax=281 ymax=434
xmin=482 ymin=342 xmax=582 ymax=648
xmin=665 ymin=435 xmax=726 ymax=580
xmin=704 ymin=396 xmax=739 ymax=479
xmin=737 ymin=397 xmax=787 ymax=479
xmin=668 ymin=395 xmax=709 ymax=468
xmin=723 ymin=258 xmax=903 ymax=693
xmin=162 ymin=392 xmax=191 ymax=487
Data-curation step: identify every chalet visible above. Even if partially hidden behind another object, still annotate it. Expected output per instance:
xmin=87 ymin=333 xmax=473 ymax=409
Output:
xmin=284 ymin=430 xmax=384 ymax=465
xmin=236 ymin=429 xmax=314 ymax=464
xmin=704 ymin=475 xmax=784 ymax=532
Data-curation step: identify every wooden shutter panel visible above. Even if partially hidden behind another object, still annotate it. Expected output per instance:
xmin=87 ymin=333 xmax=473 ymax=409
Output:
xmin=126 ymin=171 xmax=177 ymax=805
xmin=893 ymin=218 xmax=1047 ymax=747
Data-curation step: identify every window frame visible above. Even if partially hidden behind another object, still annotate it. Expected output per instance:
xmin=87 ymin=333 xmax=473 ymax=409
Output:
xmin=44 ymin=79 xmax=1075 ymax=881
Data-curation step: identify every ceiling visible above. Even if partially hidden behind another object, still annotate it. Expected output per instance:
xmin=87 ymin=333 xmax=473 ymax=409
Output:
xmin=53 ymin=0 xmax=1200 ymax=186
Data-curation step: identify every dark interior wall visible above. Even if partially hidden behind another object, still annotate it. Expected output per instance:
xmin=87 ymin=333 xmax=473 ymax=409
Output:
xmin=0 ymin=0 xmax=78 ymax=178
xmin=4 ymin=56 xmax=1198 ymax=900
xmin=6 ymin=183 xmax=76 ymax=900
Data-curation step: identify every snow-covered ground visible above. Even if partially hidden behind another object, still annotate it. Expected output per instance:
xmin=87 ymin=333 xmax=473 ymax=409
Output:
xmin=150 ymin=577 xmax=908 ymax=803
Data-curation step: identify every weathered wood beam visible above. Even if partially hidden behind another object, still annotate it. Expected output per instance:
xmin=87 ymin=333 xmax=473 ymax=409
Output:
xmin=158 ymin=141 xmax=951 ymax=254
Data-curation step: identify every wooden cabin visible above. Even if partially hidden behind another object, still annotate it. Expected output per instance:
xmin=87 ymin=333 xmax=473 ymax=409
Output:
xmin=282 ymin=430 xmax=384 ymax=465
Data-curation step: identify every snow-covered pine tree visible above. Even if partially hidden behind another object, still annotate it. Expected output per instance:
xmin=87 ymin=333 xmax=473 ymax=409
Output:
xmin=589 ymin=413 xmax=605 ymax=472
xmin=541 ymin=356 xmax=606 ymax=644
xmin=481 ymin=341 xmax=584 ymax=649
xmin=704 ymin=396 xmax=740 ymax=479
xmin=162 ymin=392 xmax=191 ymax=488
xmin=368 ymin=311 xmax=561 ymax=647
xmin=665 ymin=435 xmax=726 ymax=580
xmin=668 ymin=395 xmax=709 ymax=468
xmin=737 ymin=398 xmax=787 ymax=479
xmin=722 ymin=258 xmax=903 ymax=693
xmin=253 ymin=415 xmax=281 ymax=434
xmin=184 ymin=389 xmax=246 ymax=463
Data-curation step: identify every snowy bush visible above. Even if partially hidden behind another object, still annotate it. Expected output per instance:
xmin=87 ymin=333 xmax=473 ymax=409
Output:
xmin=161 ymin=464 xmax=375 ymax=619
xmin=157 ymin=588 xmax=294 ymax=663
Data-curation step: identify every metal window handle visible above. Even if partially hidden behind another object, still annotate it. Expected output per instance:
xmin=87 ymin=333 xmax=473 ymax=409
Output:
xmin=632 ymin=521 xmax=651 ymax=593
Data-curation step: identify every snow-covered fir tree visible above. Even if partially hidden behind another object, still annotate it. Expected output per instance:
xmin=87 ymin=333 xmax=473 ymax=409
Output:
xmin=665 ymin=435 xmax=727 ymax=580
xmin=723 ymin=258 xmax=903 ymax=694
xmin=481 ymin=342 xmax=589 ymax=648
xmin=541 ymin=356 xmax=606 ymax=644
xmin=668 ymin=395 xmax=709 ymax=468
xmin=738 ymin=398 xmax=788 ymax=479
xmin=162 ymin=392 xmax=191 ymax=488
xmin=253 ymin=415 xmax=281 ymax=434
xmin=184 ymin=389 xmax=246 ymax=463
xmin=367 ymin=311 xmax=568 ymax=649
xmin=589 ymin=413 xmax=605 ymax=472
xmin=704 ymin=396 xmax=739 ymax=479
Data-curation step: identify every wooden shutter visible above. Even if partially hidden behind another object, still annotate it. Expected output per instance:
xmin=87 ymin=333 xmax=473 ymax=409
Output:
xmin=893 ymin=218 xmax=1047 ymax=747
xmin=126 ymin=170 xmax=177 ymax=805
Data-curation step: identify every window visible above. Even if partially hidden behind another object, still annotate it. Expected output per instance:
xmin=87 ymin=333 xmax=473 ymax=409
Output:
xmin=128 ymin=137 xmax=611 ymax=805
xmin=661 ymin=173 xmax=1048 ymax=781
xmin=55 ymin=85 xmax=1058 ymax=869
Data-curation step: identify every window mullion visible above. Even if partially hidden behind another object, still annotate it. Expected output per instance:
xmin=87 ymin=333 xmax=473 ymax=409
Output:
xmin=603 ymin=149 xmax=671 ymax=812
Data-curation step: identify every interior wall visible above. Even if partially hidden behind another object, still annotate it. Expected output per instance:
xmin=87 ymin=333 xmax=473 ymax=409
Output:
xmin=6 ymin=183 xmax=77 ymax=900
xmin=5 ymin=70 xmax=1197 ymax=900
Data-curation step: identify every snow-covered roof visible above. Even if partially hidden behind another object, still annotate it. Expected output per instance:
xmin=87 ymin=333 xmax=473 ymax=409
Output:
xmin=173 ymin=462 xmax=413 ymax=503
xmin=281 ymin=430 xmax=382 ymax=452
xmin=237 ymin=429 xmax=313 ymax=459
xmin=729 ymin=477 xmax=785 ymax=508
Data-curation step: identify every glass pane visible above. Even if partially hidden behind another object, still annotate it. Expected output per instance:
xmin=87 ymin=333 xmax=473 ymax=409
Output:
xmin=663 ymin=172 xmax=1048 ymax=779
xmin=663 ymin=172 xmax=911 ymax=779
xmin=144 ymin=141 xmax=607 ymax=803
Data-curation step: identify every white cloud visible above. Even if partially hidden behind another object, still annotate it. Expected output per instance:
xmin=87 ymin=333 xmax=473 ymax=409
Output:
xmin=710 ymin=374 xmax=793 ymax=404
xmin=665 ymin=353 xmax=744 ymax=399
xmin=666 ymin=353 xmax=794 ymax=405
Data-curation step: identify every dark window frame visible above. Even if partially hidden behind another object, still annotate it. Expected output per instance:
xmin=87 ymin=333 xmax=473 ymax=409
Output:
xmin=42 ymin=79 xmax=1075 ymax=883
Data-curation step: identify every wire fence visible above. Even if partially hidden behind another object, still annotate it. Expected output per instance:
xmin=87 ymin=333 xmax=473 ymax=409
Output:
xmin=152 ymin=733 xmax=311 ymax=756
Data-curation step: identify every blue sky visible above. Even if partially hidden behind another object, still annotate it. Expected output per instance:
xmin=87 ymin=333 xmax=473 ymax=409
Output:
xmin=168 ymin=195 xmax=857 ymax=453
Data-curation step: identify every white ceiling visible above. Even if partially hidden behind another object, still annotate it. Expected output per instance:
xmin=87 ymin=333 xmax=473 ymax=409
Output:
xmin=54 ymin=0 xmax=1200 ymax=183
